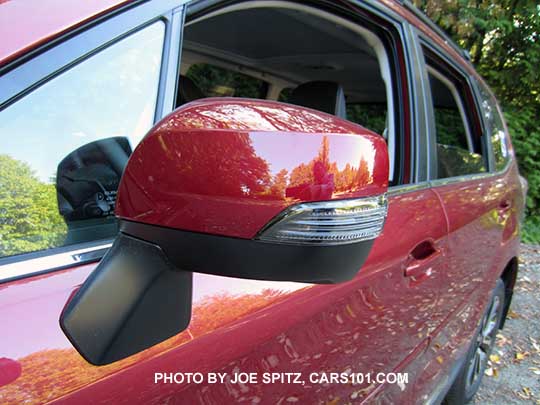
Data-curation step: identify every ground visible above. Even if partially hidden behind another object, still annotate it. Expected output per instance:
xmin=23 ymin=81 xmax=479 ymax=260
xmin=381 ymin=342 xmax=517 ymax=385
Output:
xmin=474 ymin=244 xmax=540 ymax=404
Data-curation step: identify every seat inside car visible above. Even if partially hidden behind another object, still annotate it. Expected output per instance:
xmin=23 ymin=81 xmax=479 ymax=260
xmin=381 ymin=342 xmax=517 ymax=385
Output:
xmin=288 ymin=81 xmax=347 ymax=120
xmin=176 ymin=75 xmax=205 ymax=106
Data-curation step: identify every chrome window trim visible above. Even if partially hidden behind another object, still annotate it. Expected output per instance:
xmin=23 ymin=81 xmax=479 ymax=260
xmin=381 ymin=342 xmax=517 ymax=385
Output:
xmin=0 ymin=242 xmax=112 ymax=284
xmin=388 ymin=181 xmax=430 ymax=196
xmin=429 ymin=158 xmax=512 ymax=188
xmin=388 ymin=157 xmax=511 ymax=195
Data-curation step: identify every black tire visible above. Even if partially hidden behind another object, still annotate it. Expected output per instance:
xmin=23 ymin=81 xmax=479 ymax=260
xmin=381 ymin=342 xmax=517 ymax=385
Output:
xmin=443 ymin=279 xmax=505 ymax=405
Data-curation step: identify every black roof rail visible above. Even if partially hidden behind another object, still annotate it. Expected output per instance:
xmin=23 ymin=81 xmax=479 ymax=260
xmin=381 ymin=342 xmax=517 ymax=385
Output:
xmin=402 ymin=0 xmax=472 ymax=62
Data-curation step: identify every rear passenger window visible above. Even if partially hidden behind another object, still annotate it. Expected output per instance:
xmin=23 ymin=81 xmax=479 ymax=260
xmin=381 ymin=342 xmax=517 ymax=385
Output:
xmin=0 ymin=22 xmax=165 ymax=259
xmin=477 ymin=84 xmax=510 ymax=171
xmin=424 ymin=54 xmax=486 ymax=179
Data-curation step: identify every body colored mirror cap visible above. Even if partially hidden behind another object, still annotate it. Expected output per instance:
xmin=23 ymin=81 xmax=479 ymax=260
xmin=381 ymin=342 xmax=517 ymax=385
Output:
xmin=116 ymin=98 xmax=389 ymax=239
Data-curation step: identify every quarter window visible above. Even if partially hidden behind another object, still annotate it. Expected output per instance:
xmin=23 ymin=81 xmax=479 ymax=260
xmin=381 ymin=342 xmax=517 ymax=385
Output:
xmin=477 ymin=83 xmax=509 ymax=171
xmin=0 ymin=22 xmax=165 ymax=259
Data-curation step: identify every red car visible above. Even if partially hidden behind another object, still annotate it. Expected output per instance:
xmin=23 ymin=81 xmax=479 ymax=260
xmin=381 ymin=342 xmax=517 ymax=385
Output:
xmin=0 ymin=0 xmax=526 ymax=403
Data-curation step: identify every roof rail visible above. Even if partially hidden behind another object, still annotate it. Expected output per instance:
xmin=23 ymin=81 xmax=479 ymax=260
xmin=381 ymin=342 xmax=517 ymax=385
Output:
xmin=402 ymin=0 xmax=471 ymax=62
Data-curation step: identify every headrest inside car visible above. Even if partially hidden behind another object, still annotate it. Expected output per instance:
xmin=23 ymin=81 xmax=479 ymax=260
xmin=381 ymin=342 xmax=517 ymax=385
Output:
xmin=289 ymin=81 xmax=347 ymax=119
xmin=176 ymin=75 xmax=205 ymax=106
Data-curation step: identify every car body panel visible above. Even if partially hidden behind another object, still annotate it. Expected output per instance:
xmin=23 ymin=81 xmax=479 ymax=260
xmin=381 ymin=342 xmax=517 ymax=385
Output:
xmin=0 ymin=187 xmax=448 ymax=404
xmin=0 ymin=0 xmax=524 ymax=403
xmin=0 ymin=0 xmax=132 ymax=67
xmin=411 ymin=162 xmax=523 ymax=403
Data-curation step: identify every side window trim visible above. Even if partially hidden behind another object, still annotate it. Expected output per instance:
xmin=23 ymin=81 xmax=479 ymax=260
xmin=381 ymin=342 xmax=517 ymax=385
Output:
xmin=403 ymin=24 xmax=431 ymax=183
xmin=0 ymin=0 xmax=185 ymax=110
xmin=0 ymin=3 xmax=187 ymax=283
xmin=417 ymin=37 xmax=487 ymax=181
xmin=401 ymin=28 xmax=512 ymax=188
xmin=0 ymin=241 xmax=112 ymax=284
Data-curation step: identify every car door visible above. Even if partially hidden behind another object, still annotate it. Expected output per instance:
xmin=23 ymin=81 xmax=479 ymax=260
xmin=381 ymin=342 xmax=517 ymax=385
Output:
xmin=1 ymin=1 xmax=445 ymax=404
xmin=408 ymin=39 xmax=515 ymax=403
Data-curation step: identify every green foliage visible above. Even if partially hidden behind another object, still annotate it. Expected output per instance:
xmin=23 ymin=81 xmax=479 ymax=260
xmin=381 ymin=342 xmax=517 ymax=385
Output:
xmin=522 ymin=216 xmax=540 ymax=244
xmin=0 ymin=155 xmax=66 ymax=257
xmin=413 ymin=0 xmax=540 ymax=242
xmin=346 ymin=104 xmax=387 ymax=135
xmin=187 ymin=63 xmax=267 ymax=98
xmin=434 ymin=108 xmax=468 ymax=148
xmin=503 ymin=107 xmax=540 ymax=214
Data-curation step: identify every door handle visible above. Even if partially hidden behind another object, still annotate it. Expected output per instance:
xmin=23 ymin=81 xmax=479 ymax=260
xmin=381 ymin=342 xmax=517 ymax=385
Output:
xmin=404 ymin=240 xmax=440 ymax=279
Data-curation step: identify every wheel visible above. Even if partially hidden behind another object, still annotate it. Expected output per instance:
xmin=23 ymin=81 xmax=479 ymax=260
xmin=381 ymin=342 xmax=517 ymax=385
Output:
xmin=443 ymin=279 xmax=505 ymax=404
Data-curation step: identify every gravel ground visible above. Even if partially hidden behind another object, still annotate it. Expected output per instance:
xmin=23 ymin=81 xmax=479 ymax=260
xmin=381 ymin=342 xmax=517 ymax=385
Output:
xmin=474 ymin=244 xmax=540 ymax=404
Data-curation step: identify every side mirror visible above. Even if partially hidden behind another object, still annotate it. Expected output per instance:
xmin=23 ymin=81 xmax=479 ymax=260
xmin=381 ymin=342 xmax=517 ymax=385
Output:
xmin=61 ymin=98 xmax=389 ymax=365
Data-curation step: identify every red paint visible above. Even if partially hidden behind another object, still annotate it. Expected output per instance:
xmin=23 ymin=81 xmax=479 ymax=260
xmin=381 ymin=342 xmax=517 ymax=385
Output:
xmin=0 ymin=358 xmax=21 ymax=388
xmin=0 ymin=0 xmax=526 ymax=404
xmin=116 ymin=98 xmax=389 ymax=239
xmin=0 ymin=0 xmax=131 ymax=67
xmin=0 ymin=188 xmax=450 ymax=404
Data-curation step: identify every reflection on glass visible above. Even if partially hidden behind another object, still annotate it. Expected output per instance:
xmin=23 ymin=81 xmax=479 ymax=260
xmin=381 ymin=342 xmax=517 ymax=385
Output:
xmin=478 ymin=85 xmax=509 ymax=171
xmin=0 ymin=22 xmax=165 ymax=258
xmin=56 ymin=137 xmax=132 ymax=245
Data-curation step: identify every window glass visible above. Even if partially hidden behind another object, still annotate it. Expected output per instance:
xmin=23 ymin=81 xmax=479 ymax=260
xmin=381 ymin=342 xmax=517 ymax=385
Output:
xmin=478 ymin=84 xmax=509 ymax=171
xmin=347 ymin=104 xmax=387 ymax=136
xmin=181 ymin=6 xmax=397 ymax=183
xmin=186 ymin=64 xmax=268 ymax=99
xmin=0 ymin=22 xmax=165 ymax=259
xmin=278 ymin=87 xmax=293 ymax=103
xmin=427 ymin=67 xmax=486 ymax=178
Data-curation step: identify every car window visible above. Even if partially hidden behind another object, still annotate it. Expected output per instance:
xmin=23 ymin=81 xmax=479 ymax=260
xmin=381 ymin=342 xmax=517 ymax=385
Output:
xmin=0 ymin=21 xmax=165 ymax=259
xmin=477 ymin=83 xmax=510 ymax=171
xmin=277 ymin=87 xmax=293 ymax=102
xmin=181 ymin=5 xmax=399 ymax=184
xmin=426 ymin=64 xmax=486 ymax=179
xmin=185 ymin=63 xmax=268 ymax=99
xmin=347 ymin=103 xmax=387 ymax=136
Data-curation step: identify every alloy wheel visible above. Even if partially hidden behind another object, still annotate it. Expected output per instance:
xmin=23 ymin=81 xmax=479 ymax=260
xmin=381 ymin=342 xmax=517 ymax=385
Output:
xmin=464 ymin=295 xmax=501 ymax=392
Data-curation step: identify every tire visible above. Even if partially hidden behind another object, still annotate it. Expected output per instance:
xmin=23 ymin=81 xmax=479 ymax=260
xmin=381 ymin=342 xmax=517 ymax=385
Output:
xmin=443 ymin=279 xmax=505 ymax=405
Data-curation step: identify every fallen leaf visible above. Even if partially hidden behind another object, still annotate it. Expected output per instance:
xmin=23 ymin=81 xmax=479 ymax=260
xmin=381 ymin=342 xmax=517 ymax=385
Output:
xmin=507 ymin=310 xmax=520 ymax=319
xmin=497 ymin=333 xmax=511 ymax=348
xmin=516 ymin=387 xmax=532 ymax=400
xmin=490 ymin=354 xmax=501 ymax=364
xmin=529 ymin=367 xmax=540 ymax=375
xmin=516 ymin=352 xmax=526 ymax=361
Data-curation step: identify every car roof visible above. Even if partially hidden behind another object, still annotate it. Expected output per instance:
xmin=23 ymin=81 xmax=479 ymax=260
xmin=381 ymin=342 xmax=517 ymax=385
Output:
xmin=0 ymin=0 xmax=132 ymax=67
